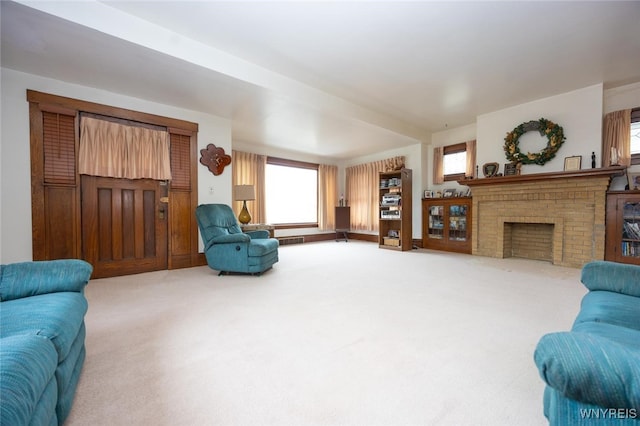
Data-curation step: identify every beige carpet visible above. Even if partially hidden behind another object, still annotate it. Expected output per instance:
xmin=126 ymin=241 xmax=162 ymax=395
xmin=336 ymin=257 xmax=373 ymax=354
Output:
xmin=66 ymin=241 xmax=585 ymax=426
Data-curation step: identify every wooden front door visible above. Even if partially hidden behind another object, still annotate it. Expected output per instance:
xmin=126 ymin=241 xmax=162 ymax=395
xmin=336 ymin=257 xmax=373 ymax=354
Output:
xmin=82 ymin=176 xmax=168 ymax=278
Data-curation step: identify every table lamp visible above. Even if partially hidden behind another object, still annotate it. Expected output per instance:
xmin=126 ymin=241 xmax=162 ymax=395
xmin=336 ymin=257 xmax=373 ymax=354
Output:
xmin=233 ymin=184 xmax=255 ymax=224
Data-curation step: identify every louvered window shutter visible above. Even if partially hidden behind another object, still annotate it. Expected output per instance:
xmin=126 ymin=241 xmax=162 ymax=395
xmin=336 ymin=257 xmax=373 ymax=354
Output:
xmin=43 ymin=111 xmax=76 ymax=185
xmin=170 ymin=133 xmax=191 ymax=190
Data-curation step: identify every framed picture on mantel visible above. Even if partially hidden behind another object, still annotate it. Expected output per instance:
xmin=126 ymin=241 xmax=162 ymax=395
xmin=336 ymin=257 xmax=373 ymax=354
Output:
xmin=628 ymin=171 xmax=640 ymax=190
xmin=482 ymin=162 xmax=499 ymax=177
xmin=564 ymin=156 xmax=582 ymax=171
xmin=504 ymin=163 xmax=518 ymax=176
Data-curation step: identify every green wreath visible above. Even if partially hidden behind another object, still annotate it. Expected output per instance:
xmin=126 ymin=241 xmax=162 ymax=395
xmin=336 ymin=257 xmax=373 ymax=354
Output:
xmin=503 ymin=118 xmax=565 ymax=165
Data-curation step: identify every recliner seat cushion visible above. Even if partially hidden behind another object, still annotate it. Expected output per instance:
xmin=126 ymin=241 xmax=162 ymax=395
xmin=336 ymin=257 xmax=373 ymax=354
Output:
xmin=248 ymin=239 xmax=279 ymax=257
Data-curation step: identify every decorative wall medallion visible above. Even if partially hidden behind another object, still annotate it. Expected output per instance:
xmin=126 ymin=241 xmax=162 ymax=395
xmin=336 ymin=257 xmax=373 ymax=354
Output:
xmin=199 ymin=144 xmax=231 ymax=176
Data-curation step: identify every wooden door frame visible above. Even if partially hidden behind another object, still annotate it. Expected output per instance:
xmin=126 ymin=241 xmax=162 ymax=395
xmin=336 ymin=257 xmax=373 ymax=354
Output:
xmin=28 ymin=90 xmax=200 ymax=270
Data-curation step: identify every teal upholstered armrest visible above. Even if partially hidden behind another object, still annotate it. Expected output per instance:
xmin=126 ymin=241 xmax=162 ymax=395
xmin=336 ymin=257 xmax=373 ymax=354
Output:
xmin=210 ymin=233 xmax=250 ymax=244
xmin=0 ymin=259 xmax=92 ymax=302
xmin=205 ymin=233 xmax=251 ymax=250
xmin=245 ymin=230 xmax=270 ymax=239
xmin=581 ymin=261 xmax=640 ymax=297
xmin=534 ymin=332 xmax=640 ymax=409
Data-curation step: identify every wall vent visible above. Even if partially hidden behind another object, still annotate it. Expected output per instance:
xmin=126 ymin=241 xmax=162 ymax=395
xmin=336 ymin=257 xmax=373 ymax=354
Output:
xmin=278 ymin=236 xmax=304 ymax=245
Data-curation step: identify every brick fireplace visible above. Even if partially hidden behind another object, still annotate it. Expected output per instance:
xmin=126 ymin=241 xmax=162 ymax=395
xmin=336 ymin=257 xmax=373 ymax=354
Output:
xmin=460 ymin=167 xmax=624 ymax=268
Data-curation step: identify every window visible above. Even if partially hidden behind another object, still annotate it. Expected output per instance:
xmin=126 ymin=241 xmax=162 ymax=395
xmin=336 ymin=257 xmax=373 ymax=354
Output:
xmin=443 ymin=142 xmax=467 ymax=181
xmin=265 ymin=157 xmax=318 ymax=225
xmin=631 ymin=108 xmax=640 ymax=165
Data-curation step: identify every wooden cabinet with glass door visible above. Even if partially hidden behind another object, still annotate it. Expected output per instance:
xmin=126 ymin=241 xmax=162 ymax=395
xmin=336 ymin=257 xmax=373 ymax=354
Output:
xmin=606 ymin=191 xmax=640 ymax=265
xmin=422 ymin=197 xmax=472 ymax=254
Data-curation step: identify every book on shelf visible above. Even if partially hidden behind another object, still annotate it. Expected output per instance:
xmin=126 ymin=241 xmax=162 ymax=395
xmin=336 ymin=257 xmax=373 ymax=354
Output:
xmin=623 ymin=221 xmax=640 ymax=240
xmin=622 ymin=241 xmax=640 ymax=257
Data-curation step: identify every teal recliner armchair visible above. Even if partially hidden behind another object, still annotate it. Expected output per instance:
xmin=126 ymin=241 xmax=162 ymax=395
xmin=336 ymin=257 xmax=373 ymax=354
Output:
xmin=195 ymin=204 xmax=279 ymax=275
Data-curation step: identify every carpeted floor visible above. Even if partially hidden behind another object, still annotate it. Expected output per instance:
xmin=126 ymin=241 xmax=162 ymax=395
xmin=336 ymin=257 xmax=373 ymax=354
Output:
xmin=66 ymin=241 xmax=585 ymax=426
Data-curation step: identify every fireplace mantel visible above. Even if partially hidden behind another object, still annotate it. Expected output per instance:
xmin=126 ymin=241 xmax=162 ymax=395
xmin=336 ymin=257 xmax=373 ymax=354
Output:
xmin=458 ymin=166 xmax=625 ymax=187
xmin=460 ymin=166 xmax=623 ymax=267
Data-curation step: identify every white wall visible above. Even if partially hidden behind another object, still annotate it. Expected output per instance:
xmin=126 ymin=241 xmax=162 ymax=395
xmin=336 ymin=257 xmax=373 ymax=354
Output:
xmin=604 ymin=82 xmax=640 ymax=114
xmin=477 ymin=84 xmax=604 ymax=174
xmin=429 ymin=83 xmax=640 ymax=190
xmin=426 ymin=84 xmax=606 ymax=196
xmin=0 ymin=68 xmax=232 ymax=263
xmin=429 ymin=81 xmax=640 ymax=194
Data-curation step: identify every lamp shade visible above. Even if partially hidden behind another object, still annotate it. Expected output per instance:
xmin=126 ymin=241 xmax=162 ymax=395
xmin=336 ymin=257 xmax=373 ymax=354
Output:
xmin=233 ymin=184 xmax=255 ymax=201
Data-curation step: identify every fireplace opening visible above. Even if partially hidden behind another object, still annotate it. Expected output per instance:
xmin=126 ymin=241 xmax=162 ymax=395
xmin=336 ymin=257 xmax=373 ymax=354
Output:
xmin=503 ymin=223 xmax=554 ymax=262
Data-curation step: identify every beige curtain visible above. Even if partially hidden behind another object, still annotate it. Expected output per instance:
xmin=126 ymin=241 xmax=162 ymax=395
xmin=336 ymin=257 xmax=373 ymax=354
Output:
xmin=318 ymin=164 xmax=338 ymax=231
xmin=433 ymin=146 xmax=444 ymax=184
xmin=232 ymin=150 xmax=266 ymax=223
xmin=465 ymin=140 xmax=477 ymax=178
xmin=346 ymin=156 xmax=404 ymax=232
xmin=79 ymin=116 xmax=171 ymax=180
xmin=603 ymin=109 xmax=631 ymax=167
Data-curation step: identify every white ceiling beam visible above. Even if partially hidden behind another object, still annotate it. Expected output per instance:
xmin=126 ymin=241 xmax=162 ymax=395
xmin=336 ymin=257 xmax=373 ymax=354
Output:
xmin=16 ymin=0 xmax=429 ymax=143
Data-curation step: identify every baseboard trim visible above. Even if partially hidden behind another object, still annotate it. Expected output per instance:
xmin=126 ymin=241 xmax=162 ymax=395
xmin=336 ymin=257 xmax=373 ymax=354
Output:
xmin=193 ymin=235 xmax=423 ymax=268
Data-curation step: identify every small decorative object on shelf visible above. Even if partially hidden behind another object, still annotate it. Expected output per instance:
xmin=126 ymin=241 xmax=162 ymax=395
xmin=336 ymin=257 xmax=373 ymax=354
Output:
xmin=591 ymin=152 xmax=596 ymax=168
xmin=503 ymin=118 xmax=566 ymax=166
xmin=628 ymin=171 xmax=640 ymax=191
xmin=504 ymin=163 xmax=518 ymax=176
xmin=482 ymin=162 xmax=499 ymax=177
xmin=611 ymin=147 xmax=620 ymax=166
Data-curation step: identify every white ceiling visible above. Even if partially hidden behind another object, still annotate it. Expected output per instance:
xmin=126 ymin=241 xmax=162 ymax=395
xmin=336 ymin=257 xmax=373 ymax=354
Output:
xmin=2 ymin=1 xmax=640 ymax=160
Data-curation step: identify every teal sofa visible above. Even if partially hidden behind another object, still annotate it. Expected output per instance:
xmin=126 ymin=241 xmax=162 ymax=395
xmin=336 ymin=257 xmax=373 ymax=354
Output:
xmin=1 ymin=259 xmax=93 ymax=426
xmin=196 ymin=204 xmax=279 ymax=275
xmin=534 ymin=261 xmax=640 ymax=425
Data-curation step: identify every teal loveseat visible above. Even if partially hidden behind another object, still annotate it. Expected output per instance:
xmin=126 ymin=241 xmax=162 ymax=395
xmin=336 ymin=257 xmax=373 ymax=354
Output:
xmin=196 ymin=204 xmax=279 ymax=275
xmin=1 ymin=259 xmax=93 ymax=425
xmin=534 ymin=261 xmax=640 ymax=425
